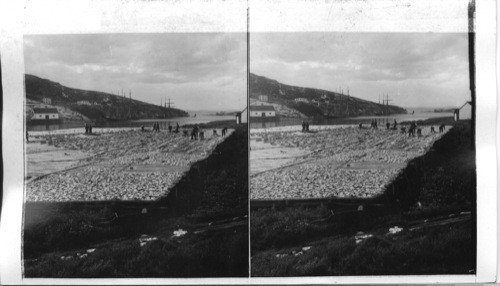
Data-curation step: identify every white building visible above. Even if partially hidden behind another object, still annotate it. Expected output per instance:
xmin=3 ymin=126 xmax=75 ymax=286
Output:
xmin=258 ymin=95 xmax=268 ymax=102
xmin=77 ymin=100 xmax=91 ymax=106
xmin=32 ymin=108 xmax=59 ymax=120
xmin=102 ymin=97 xmax=112 ymax=105
xmin=454 ymin=101 xmax=472 ymax=121
xmin=294 ymin=98 xmax=309 ymax=103
xmin=235 ymin=107 xmax=248 ymax=124
xmin=42 ymin=97 xmax=52 ymax=105
xmin=249 ymin=105 xmax=276 ymax=118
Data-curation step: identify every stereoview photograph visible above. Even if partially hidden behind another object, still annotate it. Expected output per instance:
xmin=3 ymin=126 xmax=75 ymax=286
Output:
xmin=250 ymin=32 xmax=476 ymax=276
xmin=22 ymin=33 xmax=248 ymax=278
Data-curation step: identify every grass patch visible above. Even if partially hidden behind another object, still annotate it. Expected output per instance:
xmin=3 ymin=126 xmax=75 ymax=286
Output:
xmin=251 ymin=221 xmax=474 ymax=276
xmin=251 ymin=206 xmax=334 ymax=253
xmin=26 ymin=226 xmax=248 ymax=278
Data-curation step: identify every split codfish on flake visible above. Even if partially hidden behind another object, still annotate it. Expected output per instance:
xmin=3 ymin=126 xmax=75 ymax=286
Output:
xmin=26 ymin=129 xmax=233 ymax=202
xmin=250 ymin=125 xmax=449 ymax=200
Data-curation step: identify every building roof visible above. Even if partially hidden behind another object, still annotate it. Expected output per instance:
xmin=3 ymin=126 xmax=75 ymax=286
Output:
xmin=33 ymin=108 xmax=59 ymax=114
xmin=249 ymin=105 xmax=275 ymax=111
xmin=459 ymin=101 xmax=472 ymax=110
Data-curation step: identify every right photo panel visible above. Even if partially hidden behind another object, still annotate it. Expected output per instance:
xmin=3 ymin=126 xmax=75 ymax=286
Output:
xmin=249 ymin=32 xmax=476 ymax=276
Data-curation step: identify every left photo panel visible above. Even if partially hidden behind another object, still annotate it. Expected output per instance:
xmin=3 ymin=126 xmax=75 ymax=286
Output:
xmin=22 ymin=33 xmax=249 ymax=278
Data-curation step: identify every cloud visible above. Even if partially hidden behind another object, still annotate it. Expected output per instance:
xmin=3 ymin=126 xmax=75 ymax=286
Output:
xmin=24 ymin=33 xmax=247 ymax=110
xmin=251 ymin=32 xmax=470 ymax=108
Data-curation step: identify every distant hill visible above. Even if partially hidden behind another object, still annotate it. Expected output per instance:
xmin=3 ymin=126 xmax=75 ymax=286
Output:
xmin=250 ymin=73 xmax=407 ymax=118
xmin=25 ymin=74 xmax=189 ymax=121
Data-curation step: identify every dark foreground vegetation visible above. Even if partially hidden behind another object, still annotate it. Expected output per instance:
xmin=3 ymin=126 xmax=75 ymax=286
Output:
xmin=251 ymin=119 xmax=475 ymax=276
xmin=24 ymin=126 xmax=248 ymax=278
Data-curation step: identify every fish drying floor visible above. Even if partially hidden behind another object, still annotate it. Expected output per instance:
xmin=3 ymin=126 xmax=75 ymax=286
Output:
xmin=26 ymin=129 xmax=233 ymax=201
xmin=250 ymin=125 xmax=449 ymax=200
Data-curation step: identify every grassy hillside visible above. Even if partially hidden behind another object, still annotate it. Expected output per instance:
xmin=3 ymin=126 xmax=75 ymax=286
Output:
xmin=25 ymin=74 xmax=189 ymax=121
xmin=250 ymin=73 xmax=407 ymax=118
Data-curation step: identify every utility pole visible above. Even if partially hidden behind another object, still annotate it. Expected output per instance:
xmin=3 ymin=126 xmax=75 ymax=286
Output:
xmin=468 ymin=0 xmax=475 ymax=150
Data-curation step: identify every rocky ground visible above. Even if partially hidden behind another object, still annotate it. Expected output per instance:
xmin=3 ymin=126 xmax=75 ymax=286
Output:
xmin=26 ymin=128 xmax=232 ymax=201
xmin=250 ymin=125 xmax=449 ymax=200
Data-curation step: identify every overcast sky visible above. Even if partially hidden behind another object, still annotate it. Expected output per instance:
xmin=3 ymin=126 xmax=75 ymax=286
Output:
xmin=24 ymin=33 xmax=247 ymax=111
xmin=251 ymin=32 xmax=470 ymax=109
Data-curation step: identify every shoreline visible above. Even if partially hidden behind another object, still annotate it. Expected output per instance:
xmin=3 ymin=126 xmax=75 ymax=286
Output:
xmin=250 ymin=123 xmax=452 ymax=134
xmin=27 ymin=119 xmax=236 ymax=136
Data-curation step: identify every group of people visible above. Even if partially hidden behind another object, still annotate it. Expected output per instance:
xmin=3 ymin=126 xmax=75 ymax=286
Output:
xmin=407 ymin=121 xmax=419 ymax=137
xmin=152 ymin=122 xmax=161 ymax=132
xmin=190 ymin=124 xmax=201 ymax=140
xmin=301 ymin=121 xmax=310 ymax=132
xmin=429 ymin=124 xmax=446 ymax=134
xmin=142 ymin=122 xmax=229 ymax=141
xmin=386 ymin=120 xmax=398 ymax=130
xmin=407 ymin=122 xmax=445 ymax=137
xmin=170 ymin=123 xmax=180 ymax=133
xmin=142 ymin=122 xmax=180 ymax=133
xmin=84 ymin=123 xmax=93 ymax=134
xmin=360 ymin=119 xmax=398 ymax=130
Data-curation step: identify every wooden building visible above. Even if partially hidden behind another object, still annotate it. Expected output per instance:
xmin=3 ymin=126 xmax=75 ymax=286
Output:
xmin=454 ymin=101 xmax=472 ymax=121
xmin=235 ymin=107 xmax=248 ymax=124
xmin=32 ymin=108 xmax=59 ymax=121
xmin=249 ymin=105 xmax=276 ymax=118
